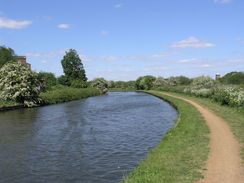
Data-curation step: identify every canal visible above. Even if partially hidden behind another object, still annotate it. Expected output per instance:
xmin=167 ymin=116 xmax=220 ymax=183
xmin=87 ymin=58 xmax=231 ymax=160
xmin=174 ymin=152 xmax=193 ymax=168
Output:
xmin=0 ymin=92 xmax=177 ymax=183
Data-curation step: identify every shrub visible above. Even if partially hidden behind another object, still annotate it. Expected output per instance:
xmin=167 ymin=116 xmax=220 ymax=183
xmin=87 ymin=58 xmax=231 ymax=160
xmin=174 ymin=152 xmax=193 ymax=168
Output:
xmin=192 ymin=76 xmax=215 ymax=89
xmin=136 ymin=75 xmax=156 ymax=90
xmin=58 ymin=75 xmax=71 ymax=86
xmin=71 ymin=79 xmax=88 ymax=88
xmin=37 ymin=72 xmax=57 ymax=90
xmin=90 ymin=78 xmax=108 ymax=93
xmin=0 ymin=63 xmax=40 ymax=107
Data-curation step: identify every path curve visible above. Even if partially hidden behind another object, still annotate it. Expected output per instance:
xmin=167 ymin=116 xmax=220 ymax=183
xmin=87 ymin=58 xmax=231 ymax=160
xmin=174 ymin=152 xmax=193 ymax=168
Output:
xmin=160 ymin=92 xmax=244 ymax=183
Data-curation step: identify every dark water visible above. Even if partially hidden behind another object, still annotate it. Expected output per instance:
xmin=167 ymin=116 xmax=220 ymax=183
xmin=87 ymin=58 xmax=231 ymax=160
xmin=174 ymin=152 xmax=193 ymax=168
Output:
xmin=0 ymin=92 xmax=177 ymax=183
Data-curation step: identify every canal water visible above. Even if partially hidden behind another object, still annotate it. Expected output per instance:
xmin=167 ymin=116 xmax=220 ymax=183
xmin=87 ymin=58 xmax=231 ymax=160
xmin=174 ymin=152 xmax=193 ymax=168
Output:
xmin=0 ymin=92 xmax=177 ymax=183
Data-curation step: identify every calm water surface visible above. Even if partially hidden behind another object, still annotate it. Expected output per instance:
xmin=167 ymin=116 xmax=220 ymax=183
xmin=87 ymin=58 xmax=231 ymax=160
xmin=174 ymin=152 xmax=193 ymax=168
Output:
xmin=0 ymin=92 xmax=177 ymax=183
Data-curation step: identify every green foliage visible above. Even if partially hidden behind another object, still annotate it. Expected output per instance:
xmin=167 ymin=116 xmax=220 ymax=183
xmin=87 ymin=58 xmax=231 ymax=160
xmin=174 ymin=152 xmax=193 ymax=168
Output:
xmin=175 ymin=76 xmax=192 ymax=85
xmin=136 ymin=75 xmax=156 ymax=90
xmin=40 ymin=87 xmax=101 ymax=104
xmin=90 ymin=78 xmax=108 ymax=93
xmin=109 ymin=80 xmax=136 ymax=90
xmin=37 ymin=72 xmax=57 ymax=90
xmin=153 ymin=77 xmax=168 ymax=87
xmin=0 ymin=46 xmax=17 ymax=68
xmin=58 ymin=75 xmax=71 ymax=86
xmin=0 ymin=63 xmax=40 ymax=107
xmin=71 ymin=79 xmax=88 ymax=88
xmin=220 ymin=72 xmax=244 ymax=85
xmin=61 ymin=49 xmax=87 ymax=82
xmin=192 ymin=76 xmax=215 ymax=89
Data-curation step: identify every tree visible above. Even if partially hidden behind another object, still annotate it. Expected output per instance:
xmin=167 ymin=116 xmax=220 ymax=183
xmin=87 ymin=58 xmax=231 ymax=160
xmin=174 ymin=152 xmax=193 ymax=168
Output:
xmin=220 ymin=72 xmax=244 ymax=85
xmin=58 ymin=75 xmax=71 ymax=86
xmin=0 ymin=46 xmax=17 ymax=68
xmin=136 ymin=75 xmax=156 ymax=90
xmin=61 ymin=49 xmax=87 ymax=82
xmin=0 ymin=63 xmax=40 ymax=106
xmin=37 ymin=72 xmax=57 ymax=90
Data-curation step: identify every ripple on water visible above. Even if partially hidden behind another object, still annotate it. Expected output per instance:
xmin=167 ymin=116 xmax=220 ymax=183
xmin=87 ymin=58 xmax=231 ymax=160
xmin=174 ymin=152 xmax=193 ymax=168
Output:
xmin=0 ymin=92 xmax=177 ymax=183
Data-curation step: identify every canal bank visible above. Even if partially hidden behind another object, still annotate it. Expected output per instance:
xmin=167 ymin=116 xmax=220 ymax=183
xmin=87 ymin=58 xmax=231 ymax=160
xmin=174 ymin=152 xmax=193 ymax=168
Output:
xmin=0 ymin=88 xmax=102 ymax=112
xmin=123 ymin=90 xmax=210 ymax=183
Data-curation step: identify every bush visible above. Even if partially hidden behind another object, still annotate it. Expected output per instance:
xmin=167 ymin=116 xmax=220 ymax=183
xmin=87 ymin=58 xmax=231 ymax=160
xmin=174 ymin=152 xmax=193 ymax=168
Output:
xmin=136 ymin=75 xmax=156 ymax=90
xmin=37 ymin=72 xmax=57 ymax=90
xmin=90 ymin=78 xmax=108 ymax=93
xmin=0 ymin=63 xmax=40 ymax=107
xmin=40 ymin=87 xmax=101 ymax=104
xmin=192 ymin=76 xmax=215 ymax=89
xmin=71 ymin=79 xmax=88 ymax=88
xmin=212 ymin=88 xmax=244 ymax=107
xmin=58 ymin=75 xmax=71 ymax=86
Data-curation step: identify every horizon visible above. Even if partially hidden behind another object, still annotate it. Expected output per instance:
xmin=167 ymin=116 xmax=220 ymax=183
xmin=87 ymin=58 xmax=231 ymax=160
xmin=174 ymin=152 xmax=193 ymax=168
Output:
xmin=1 ymin=0 xmax=244 ymax=81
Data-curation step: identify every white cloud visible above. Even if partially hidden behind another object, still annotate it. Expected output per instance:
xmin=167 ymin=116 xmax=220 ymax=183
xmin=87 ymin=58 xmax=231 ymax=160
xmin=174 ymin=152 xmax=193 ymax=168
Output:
xmin=115 ymin=3 xmax=123 ymax=8
xmin=40 ymin=60 xmax=49 ymax=64
xmin=79 ymin=55 xmax=93 ymax=62
xmin=100 ymin=30 xmax=109 ymax=35
xmin=236 ymin=38 xmax=244 ymax=44
xmin=150 ymin=52 xmax=178 ymax=58
xmin=58 ymin=24 xmax=70 ymax=29
xmin=100 ymin=56 xmax=120 ymax=61
xmin=214 ymin=0 xmax=232 ymax=3
xmin=0 ymin=17 xmax=32 ymax=29
xmin=227 ymin=59 xmax=244 ymax=63
xmin=178 ymin=58 xmax=201 ymax=63
xmin=170 ymin=37 xmax=215 ymax=48
xmin=198 ymin=64 xmax=211 ymax=68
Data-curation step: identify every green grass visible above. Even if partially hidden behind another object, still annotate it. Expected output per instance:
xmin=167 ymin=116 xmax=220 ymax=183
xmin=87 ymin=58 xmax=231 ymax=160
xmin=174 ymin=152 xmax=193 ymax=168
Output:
xmin=0 ymin=99 xmax=21 ymax=107
xmin=39 ymin=87 xmax=102 ymax=104
xmin=123 ymin=90 xmax=210 ymax=183
xmin=165 ymin=92 xmax=244 ymax=162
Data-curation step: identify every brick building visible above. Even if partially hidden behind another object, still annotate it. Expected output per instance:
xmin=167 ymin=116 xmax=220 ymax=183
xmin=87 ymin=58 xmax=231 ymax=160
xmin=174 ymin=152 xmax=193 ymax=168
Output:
xmin=17 ymin=56 xmax=31 ymax=69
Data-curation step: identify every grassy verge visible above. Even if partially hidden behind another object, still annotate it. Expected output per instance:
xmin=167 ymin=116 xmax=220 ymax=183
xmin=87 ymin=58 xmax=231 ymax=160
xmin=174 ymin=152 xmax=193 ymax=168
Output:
xmin=0 ymin=99 xmax=21 ymax=108
xmin=39 ymin=87 xmax=102 ymax=104
xmin=123 ymin=90 xmax=210 ymax=183
xmin=163 ymin=92 xmax=244 ymax=161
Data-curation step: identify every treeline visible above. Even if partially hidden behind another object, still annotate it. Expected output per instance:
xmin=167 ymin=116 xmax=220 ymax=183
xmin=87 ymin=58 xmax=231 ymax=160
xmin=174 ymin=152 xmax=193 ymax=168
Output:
xmin=0 ymin=46 xmax=104 ymax=107
xmin=1 ymin=45 xmax=243 ymax=108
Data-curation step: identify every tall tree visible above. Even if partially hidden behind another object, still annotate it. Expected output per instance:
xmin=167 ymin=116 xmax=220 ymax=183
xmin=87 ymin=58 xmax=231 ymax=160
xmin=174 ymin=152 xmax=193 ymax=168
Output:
xmin=0 ymin=46 xmax=17 ymax=68
xmin=61 ymin=49 xmax=87 ymax=81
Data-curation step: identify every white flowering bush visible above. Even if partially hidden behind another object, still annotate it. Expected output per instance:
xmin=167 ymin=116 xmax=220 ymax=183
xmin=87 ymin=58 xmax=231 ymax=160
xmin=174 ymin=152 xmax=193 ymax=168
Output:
xmin=192 ymin=76 xmax=215 ymax=89
xmin=0 ymin=63 xmax=40 ymax=107
xmin=91 ymin=78 xmax=108 ymax=93
xmin=212 ymin=87 xmax=244 ymax=107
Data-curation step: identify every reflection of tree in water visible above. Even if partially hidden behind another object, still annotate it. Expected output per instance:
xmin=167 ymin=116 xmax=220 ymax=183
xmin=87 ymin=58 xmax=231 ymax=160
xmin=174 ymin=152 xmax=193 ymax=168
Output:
xmin=0 ymin=108 xmax=39 ymax=144
xmin=0 ymin=108 xmax=39 ymax=182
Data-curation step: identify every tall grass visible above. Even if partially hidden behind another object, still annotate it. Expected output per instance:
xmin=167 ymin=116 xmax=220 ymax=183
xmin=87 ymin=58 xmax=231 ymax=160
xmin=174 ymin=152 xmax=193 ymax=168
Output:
xmin=39 ymin=87 xmax=102 ymax=104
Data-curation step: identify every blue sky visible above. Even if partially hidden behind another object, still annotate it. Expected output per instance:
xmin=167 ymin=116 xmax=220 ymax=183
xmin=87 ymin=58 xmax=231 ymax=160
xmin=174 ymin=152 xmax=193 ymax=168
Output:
xmin=0 ymin=0 xmax=244 ymax=81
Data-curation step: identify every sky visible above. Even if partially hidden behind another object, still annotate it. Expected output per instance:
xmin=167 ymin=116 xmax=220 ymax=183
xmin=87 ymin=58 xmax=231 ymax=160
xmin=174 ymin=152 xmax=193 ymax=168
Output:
xmin=0 ymin=0 xmax=244 ymax=81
